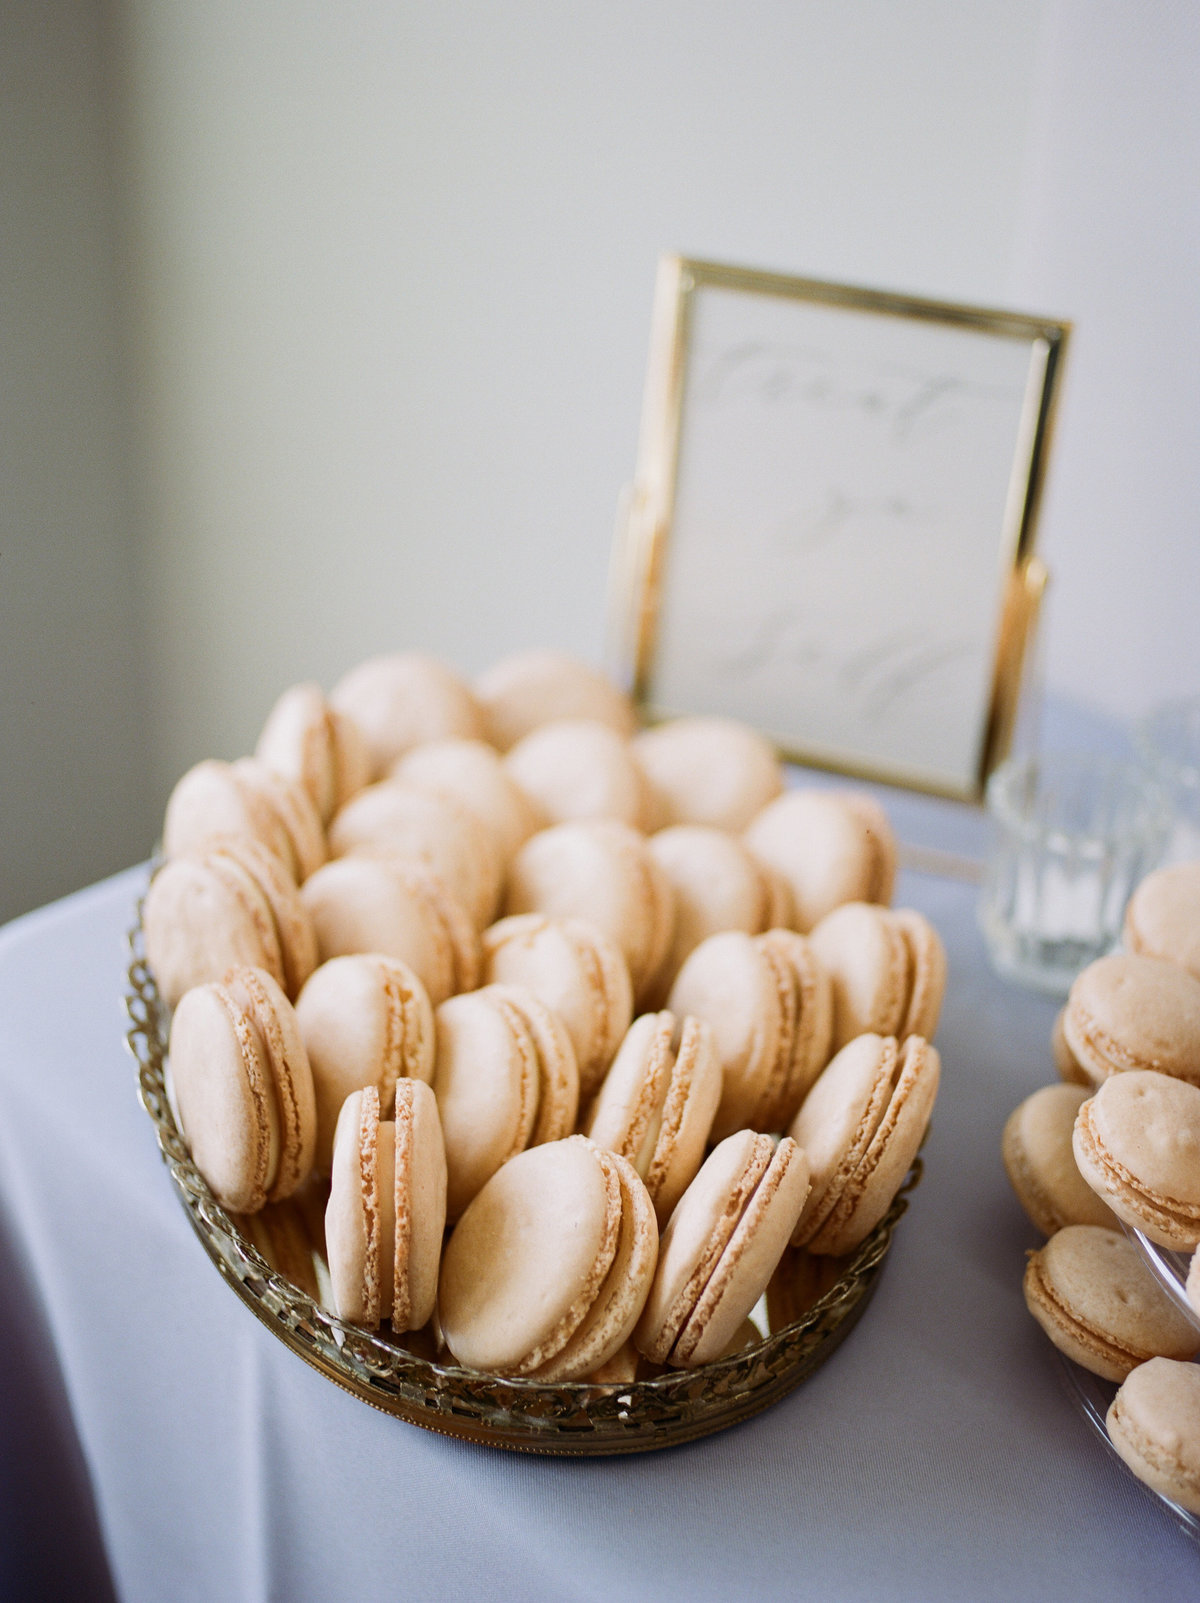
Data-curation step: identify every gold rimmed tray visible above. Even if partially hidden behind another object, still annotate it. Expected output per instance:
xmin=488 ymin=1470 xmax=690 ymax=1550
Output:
xmin=124 ymin=911 xmax=919 ymax=1455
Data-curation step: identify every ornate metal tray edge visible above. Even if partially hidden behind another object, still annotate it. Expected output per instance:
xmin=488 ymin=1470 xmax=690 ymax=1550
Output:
xmin=124 ymin=910 xmax=917 ymax=1456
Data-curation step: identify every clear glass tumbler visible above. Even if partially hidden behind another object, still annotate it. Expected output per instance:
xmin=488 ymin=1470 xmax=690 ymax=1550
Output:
xmin=1135 ymin=695 xmax=1200 ymax=864
xmin=979 ymin=752 xmax=1169 ymax=996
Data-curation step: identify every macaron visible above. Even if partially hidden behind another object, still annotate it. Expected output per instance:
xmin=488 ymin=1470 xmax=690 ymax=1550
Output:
xmin=329 ymin=651 xmax=484 ymax=776
xmin=667 ymin=928 xmax=835 ymax=1139
xmin=1052 ymin=1006 xmax=1093 ymax=1086
xmin=743 ymin=788 xmax=897 ymax=933
xmin=1062 ymin=952 xmax=1200 ymax=1088
xmin=1107 ymin=1357 xmax=1200 ymax=1515
xmin=646 ymin=825 xmax=795 ymax=1000
xmin=1123 ymin=860 xmax=1200 ymax=984
xmin=634 ymin=1130 xmax=810 ymax=1369
xmin=1073 ymin=1070 xmax=1200 ymax=1250
xmin=809 ymin=902 xmax=945 ymax=1052
xmin=505 ymin=718 xmax=653 ymax=831
xmin=633 ymin=715 xmax=784 ymax=833
xmin=299 ymin=854 xmax=479 ymax=1005
xmin=325 ymin=1080 xmax=447 ymax=1333
xmin=439 ymin=1135 xmax=657 ymax=1380
xmin=474 ymin=649 xmax=636 ymax=752
xmin=328 ymin=778 xmax=501 ymax=928
xmin=480 ymin=913 xmax=633 ymax=1101
xmin=144 ymin=836 xmax=319 ymax=1009
xmin=432 ymin=984 xmax=579 ymax=1220
xmin=163 ymin=756 xmax=327 ymax=883
xmin=585 ymin=1012 xmax=722 ymax=1225
xmin=294 ymin=953 xmax=435 ymax=1176
xmin=168 ymin=965 xmax=317 ymax=1214
xmin=255 ymin=681 xmax=372 ymax=825
xmin=1022 ymin=1226 xmax=1200 ymax=1382
xmin=392 ymin=737 xmax=543 ymax=863
xmin=1001 ymin=1083 xmax=1118 ymax=1235
xmin=506 ymin=819 xmax=675 ymax=1008
xmin=789 ymin=1033 xmax=940 ymax=1256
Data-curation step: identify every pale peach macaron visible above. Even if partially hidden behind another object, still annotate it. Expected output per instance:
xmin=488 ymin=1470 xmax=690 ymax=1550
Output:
xmin=330 ymin=651 xmax=484 ymax=777
xmin=473 ymin=648 xmax=637 ymax=751
xmin=325 ymin=1080 xmax=447 ymax=1333
xmin=439 ymin=1135 xmax=658 ymax=1381
xmin=299 ymin=854 xmax=479 ymax=1005
xmin=391 ymin=738 xmax=543 ymax=864
xmin=789 ymin=1033 xmax=940 ymax=1256
xmin=585 ymin=1012 xmax=723 ymax=1226
xmin=432 ymin=985 xmax=579 ymax=1220
xmin=506 ymin=819 xmax=675 ymax=1009
xmin=1002 ymin=1083 xmax=1117 ymax=1235
xmin=744 ymin=788 xmax=897 ymax=934
xmin=1123 ymin=860 xmax=1200 ymax=984
xmin=480 ymin=913 xmax=633 ymax=1102
xmin=634 ymin=1130 xmax=810 ymax=1369
xmin=505 ymin=718 xmax=654 ymax=831
xmin=1108 ymin=1358 xmax=1200 ymax=1515
xmin=144 ymin=835 xmax=318 ymax=1008
xmin=1023 ymin=1226 xmax=1200 ymax=1382
xmin=1073 ymin=1070 xmax=1200 ymax=1250
xmin=646 ymin=824 xmax=793 ymax=1001
xmin=1061 ymin=952 xmax=1200 ymax=1088
xmin=168 ymin=965 xmax=317 ymax=1214
xmin=633 ymin=715 xmax=784 ymax=833
xmin=255 ymin=681 xmax=372 ymax=825
xmin=328 ymin=778 xmax=501 ymax=928
xmin=163 ymin=755 xmax=328 ymax=884
xmin=809 ymin=902 xmax=946 ymax=1054
xmin=668 ymin=928 xmax=834 ymax=1139
xmin=294 ymin=953 xmax=435 ymax=1176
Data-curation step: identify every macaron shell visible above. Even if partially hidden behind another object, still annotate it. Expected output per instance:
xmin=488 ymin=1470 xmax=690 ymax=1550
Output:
xmin=634 ymin=1130 xmax=772 ymax=1366
xmin=674 ymin=1135 xmax=810 ymax=1367
xmin=889 ymin=908 xmax=947 ymax=1041
xmin=667 ymin=930 xmax=783 ymax=1140
xmin=533 ymin=1149 xmax=659 ymax=1383
xmin=757 ymin=929 xmax=834 ymax=1126
xmin=391 ymin=1078 xmax=447 ymax=1333
xmin=808 ymin=1035 xmax=939 ymax=1256
xmin=169 ymin=981 xmax=281 ymax=1214
xmin=438 ymin=1136 xmax=619 ymax=1374
xmin=433 ymin=989 xmax=539 ymax=1220
xmin=144 ymin=851 xmax=285 ymax=1010
xmin=232 ymin=757 xmax=328 ymax=884
xmin=1064 ymin=953 xmax=1200 ymax=1087
xmin=648 ymin=825 xmax=777 ymax=1000
xmin=586 ymin=1012 xmax=675 ymax=1175
xmin=1123 ymin=861 xmax=1200 ymax=984
xmin=212 ymin=835 xmax=318 ymax=1000
xmin=474 ymin=649 xmax=636 ymax=751
xmin=223 ymin=965 xmax=317 ymax=1204
xmin=645 ymin=1016 xmax=723 ymax=1225
xmin=1073 ymin=1071 xmax=1200 ymax=1249
xmin=163 ymin=758 xmax=293 ymax=868
xmin=256 ymin=681 xmax=370 ymax=823
xmin=1107 ymin=1357 xmax=1200 ymax=1515
xmin=330 ymin=652 xmax=485 ymax=775
xmin=1052 ymin=1006 xmax=1094 ymax=1086
xmin=481 ymin=914 xmax=633 ymax=1101
xmin=1001 ymin=1083 xmax=1118 ymax=1236
xmin=839 ymin=791 xmax=898 ymax=907
xmin=810 ymin=901 xmax=908 ymax=1051
xmin=393 ymin=737 xmax=543 ymax=862
xmin=743 ymin=789 xmax=893 ymax=933
xmin=632 ymin=716 xmax=784 ymax=833
xmin=1023 ymin=1226 xmax=1200 ymax=1382
xmin=295 ymin=953 xmax=435 ymax=1176
xmin=505 ymin=718 xmax=652 ymax=831
xmin=483 ymin=983 xmax=580 ymax=1146
xmin=326 ymin=1087 xmax=385 ymax=1326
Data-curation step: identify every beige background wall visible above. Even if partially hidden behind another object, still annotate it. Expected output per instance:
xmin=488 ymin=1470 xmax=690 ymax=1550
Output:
xmin=3 ymin=0 xmax=1198 ymax=922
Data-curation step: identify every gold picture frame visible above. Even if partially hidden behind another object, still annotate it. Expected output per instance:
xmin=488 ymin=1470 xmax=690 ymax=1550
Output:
xmin=611 ymin=256 xmax=1069 ymax=801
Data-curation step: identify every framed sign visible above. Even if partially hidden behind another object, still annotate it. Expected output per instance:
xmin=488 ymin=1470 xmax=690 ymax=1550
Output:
xmin=612 ymin=256 xmax=1069 ymax=801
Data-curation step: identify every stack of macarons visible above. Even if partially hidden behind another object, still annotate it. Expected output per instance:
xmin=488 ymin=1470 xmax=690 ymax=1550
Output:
xmin=146 ymin=646 xmax=945 ymax=1383
xmin=1002 ymin=857 xmax=1200 ymax=1513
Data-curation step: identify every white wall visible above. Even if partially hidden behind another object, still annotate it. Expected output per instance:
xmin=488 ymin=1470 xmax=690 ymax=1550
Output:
xmin=115 ymin=0 xmax=1043 ymax=797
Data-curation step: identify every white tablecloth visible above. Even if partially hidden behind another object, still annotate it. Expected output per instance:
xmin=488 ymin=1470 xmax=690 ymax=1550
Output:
xmin=1 ymin=840 xmax=1197 ymax=1601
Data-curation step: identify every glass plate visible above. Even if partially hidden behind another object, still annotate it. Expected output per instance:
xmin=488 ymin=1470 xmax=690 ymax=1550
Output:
xmin=1123 ymin=1226 xmax=1200 ymax=1334
xmin=1057 ymin=1353 xmax=1200 ymax=1544
xmin=124 ymin=908 xmax=919 ymax=1456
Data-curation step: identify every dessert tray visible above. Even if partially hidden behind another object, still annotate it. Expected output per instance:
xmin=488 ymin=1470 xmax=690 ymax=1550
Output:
xmin=125 ymin=913 xmax=917 ymax=1456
